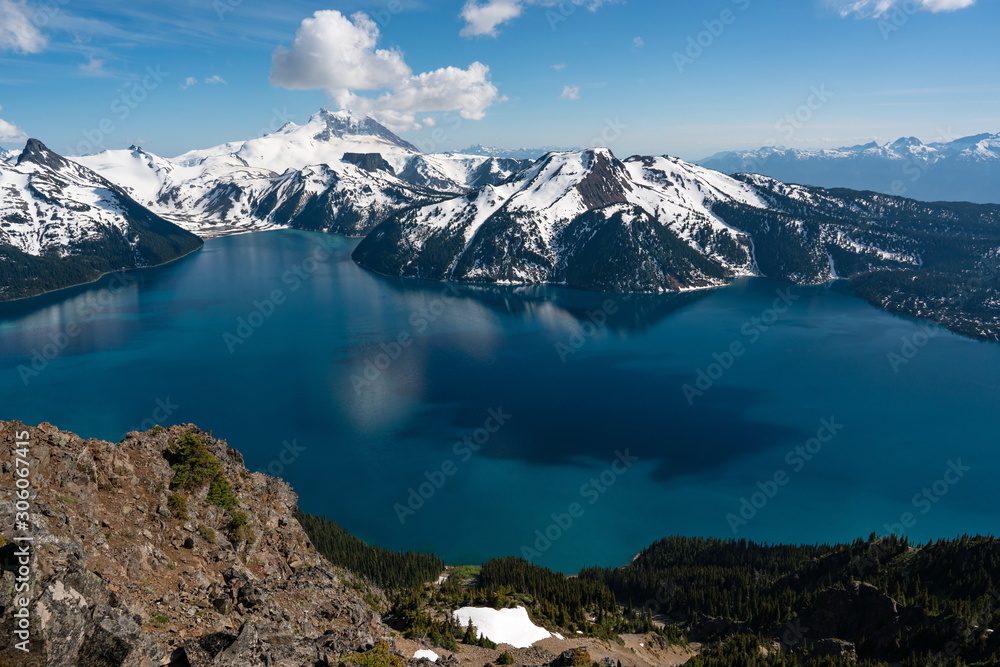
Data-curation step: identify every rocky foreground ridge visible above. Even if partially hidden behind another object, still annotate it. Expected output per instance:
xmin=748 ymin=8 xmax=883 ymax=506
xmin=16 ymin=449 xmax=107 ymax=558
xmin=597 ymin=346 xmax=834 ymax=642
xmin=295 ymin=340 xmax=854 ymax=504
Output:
xmin=0 ymin=421 xmax=398 ymax=666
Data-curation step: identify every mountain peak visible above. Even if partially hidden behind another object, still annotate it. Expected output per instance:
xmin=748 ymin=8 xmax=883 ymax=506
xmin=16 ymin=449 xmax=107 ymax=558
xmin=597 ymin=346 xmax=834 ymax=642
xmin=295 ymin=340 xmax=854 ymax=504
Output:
xmin=16 ymin=138 xmax=73 ymax=171
xmin=307 ymin=108 xmax=420 ymax=153
xmin=890 ymin=136 xmax=924 ymax=149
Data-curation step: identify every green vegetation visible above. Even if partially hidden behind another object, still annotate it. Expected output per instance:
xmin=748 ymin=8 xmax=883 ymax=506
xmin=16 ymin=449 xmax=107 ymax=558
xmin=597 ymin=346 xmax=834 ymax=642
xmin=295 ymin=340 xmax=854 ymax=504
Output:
xmin=149 ymin=613 xmax=170 ymax=625
xmin=165 ymin=432 xmax=237 ymax=511
xmin=447 ymin=565 xmax=482 ymax=583
xmin=295 ymin=512 xmax=444 ymax=591
xmin=226 ymin=510 xmax=254 ymax=543
xmin=196 ymin=525 xmax=216 ymax=544
xmin=167 ymin=493 xmax=189 ymax=519
xmin=685 ymin=634 xmax=865 ymax=667
xmin=496 ymin=652 xmax=515 ymax=665
xmin=461 ymin=622 xmax=497 ymax=649
xmin=581 ymin=534 xmax=1000 ymax=664
xmin=563 ymin=648 xmax=593 ymax=667
xmin=300 ymin=509 xmax=1000 ymax=665
xmin=338 ymin=642 xmax=407 ymax=667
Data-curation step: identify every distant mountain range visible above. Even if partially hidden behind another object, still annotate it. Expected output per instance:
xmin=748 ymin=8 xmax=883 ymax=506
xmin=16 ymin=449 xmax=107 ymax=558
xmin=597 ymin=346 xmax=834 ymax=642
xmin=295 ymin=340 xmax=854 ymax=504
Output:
xmin=0 ymin=139 xmax=202 ymax=300
xmin=1 ymin=113 xmax=998 ymax=340
xmin=700 ymin=133 xmax=1000 ymax=204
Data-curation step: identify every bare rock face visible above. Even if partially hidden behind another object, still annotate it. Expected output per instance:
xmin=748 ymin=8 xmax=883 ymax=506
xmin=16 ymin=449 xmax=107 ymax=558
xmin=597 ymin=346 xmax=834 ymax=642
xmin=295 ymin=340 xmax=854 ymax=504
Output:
xmin=0 ymin=421 xmax=391 ymax=666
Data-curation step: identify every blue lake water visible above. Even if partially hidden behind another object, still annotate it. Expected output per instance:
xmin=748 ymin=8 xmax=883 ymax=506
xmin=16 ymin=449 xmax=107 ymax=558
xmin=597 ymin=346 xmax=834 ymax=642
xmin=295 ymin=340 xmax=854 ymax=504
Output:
xmin=0 ymin=229 xmax=997 ymax=572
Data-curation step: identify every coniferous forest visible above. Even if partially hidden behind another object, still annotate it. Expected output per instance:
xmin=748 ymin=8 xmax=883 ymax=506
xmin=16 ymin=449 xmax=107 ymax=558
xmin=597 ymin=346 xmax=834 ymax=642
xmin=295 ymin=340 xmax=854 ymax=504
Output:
xmin=296 ymin=514 xmax=1000 ymax=666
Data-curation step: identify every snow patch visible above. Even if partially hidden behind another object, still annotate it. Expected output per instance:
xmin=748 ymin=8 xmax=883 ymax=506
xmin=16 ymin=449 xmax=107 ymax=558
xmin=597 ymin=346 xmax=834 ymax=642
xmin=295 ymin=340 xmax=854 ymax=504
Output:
xmin=453 ymin=607 xmax=553 ymax=648
xmin=414 ymin=650 xmax=440 ymax=662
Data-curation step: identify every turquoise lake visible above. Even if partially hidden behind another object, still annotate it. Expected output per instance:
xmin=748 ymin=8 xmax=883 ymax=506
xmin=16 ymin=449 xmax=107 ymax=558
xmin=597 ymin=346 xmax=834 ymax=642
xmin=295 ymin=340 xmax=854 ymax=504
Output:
xmin=0 ymin=229 xmax=997 ymax=573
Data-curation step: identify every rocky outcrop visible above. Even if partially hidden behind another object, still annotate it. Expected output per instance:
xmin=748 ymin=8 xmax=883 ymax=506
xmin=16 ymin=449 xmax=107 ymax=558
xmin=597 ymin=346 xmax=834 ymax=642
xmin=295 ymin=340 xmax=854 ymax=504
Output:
xmin=0 ymin=421 xmax=391 ymax=666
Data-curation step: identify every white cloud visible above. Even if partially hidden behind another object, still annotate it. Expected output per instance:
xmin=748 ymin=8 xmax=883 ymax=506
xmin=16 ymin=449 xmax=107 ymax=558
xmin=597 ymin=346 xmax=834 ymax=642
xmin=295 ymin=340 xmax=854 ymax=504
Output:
xmin=0 ymin=0 xmax=47 ymax=53
xmin=834 ymin=0 xmax=975 ymax=17
xmin=633 ymin=36 xmax=645 ymax=48
xmin=551 ymin=63 xmax=567 ymax=71
xmin=560 ymin=85 xmax=580 ymax=101
xmin=460 ymin=0 xmax=523 ymax=37
xmin=270 ymin=11 xmax=501 ymax=132
xmin=181 ymin=76 xmax=197 ymax=90
xmin=459 ymin=0 xmax=615 ymax=38
xmin=0 ymin=106 xmax=26 ymax=143
xmin=270 ymin=11 xmax=410 ymax=92
xmin=334 ymin=63 xmax=501 ymax=129
xmin=204 ymin=75 xmax=227 ymax=85
xmin=79 ymin=56 xmax=106 ymax=76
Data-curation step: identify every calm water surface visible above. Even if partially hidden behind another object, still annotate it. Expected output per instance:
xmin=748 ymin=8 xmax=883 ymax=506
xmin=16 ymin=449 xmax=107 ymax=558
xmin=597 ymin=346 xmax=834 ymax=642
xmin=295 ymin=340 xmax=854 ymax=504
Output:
xmin=0 ymin=229 xmax=996 ymax=572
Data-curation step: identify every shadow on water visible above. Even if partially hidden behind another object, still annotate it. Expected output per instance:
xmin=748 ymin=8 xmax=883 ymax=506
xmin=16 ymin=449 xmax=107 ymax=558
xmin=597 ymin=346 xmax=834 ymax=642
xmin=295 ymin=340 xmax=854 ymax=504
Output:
xmin=386 ymin=330 xmax=809 ymax=485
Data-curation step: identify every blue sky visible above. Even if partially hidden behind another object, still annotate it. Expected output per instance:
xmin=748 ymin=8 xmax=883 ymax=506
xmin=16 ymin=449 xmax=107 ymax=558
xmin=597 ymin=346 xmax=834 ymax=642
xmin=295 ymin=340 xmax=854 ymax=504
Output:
xmin=0 ymin=0 xmax=997 ymax=160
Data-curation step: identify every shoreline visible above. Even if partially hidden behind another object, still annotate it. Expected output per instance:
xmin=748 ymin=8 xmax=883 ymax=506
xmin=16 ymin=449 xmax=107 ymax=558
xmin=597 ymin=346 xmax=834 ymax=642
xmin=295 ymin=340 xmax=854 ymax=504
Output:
xmin=0 ymin=242 xmax=205 ymax=306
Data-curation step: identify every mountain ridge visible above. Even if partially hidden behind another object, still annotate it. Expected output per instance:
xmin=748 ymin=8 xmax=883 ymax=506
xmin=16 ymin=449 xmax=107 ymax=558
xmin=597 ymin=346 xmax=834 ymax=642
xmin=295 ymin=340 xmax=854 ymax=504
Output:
xmin=71 ymin=110 xmax=527 ymax=239
xmin=0 ymin=139 xmax=203 ymax=301
xmin=699 ymin=132 xmax=1000 ymax=204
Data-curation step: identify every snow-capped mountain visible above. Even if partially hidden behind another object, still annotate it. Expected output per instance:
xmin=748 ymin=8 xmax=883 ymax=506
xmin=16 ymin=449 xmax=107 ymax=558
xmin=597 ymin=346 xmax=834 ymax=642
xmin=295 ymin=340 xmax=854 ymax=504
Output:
xmin=0 ymin=139 xmax=202 ymax=300
xmin=354 ymin=148 xmax=855 ymax=290
xmin=353 ymin=148 xmax=1000 ymax=339
xmin=72 ymin=110 xmax=528 ymax=237
xmin=457 ymin=144 xmax=582 ymax=161
xmin=699 ymin=133 xmax=1000 ymax=204
xmin=0 ymin=148 xmax=19 ymax=164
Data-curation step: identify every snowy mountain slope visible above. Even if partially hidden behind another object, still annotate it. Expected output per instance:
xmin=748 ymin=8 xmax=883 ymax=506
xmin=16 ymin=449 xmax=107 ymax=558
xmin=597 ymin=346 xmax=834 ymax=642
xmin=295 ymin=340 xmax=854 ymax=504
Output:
xmin=354 ymin=149 xmax=770 ymax=291
xmin=397 ymin=153 xmax=531 ymax=193
xmin=700 ymin=133 xmax=1000 ymax=204
xmin=354 ymin=148 xmax=1000 ymax=303
xmin=0 ymin=139 xmax=202 ymax=300
xmin=74 ymin=147 xmax=448 ymax=238
xmin=72 ymin=110 xmax=525 ymax=237
xmin=172 ymin=109 xmax=421 ymax=176
xmin=1 ymin=148 xmax=19 ymax=164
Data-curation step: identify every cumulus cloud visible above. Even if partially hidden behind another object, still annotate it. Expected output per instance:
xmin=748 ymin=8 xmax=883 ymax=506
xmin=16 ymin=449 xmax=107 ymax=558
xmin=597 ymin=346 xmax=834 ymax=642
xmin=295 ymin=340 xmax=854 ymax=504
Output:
xmin=271 ymin=11 xmax=410 ymax=92
xmin=560 ymin=85 xmax=580 ymax=100
xmin=0 ymin=0 xmax=47 ymax=53
xmin=460 ymin=0 xmax=615 ymax=37
xmin=633 ymin=36 xmax=645 ymax=49
xmin=270 ymin=11 xmax=501 ymax=131
xmin=460 ymin=0 xmax=523 ymax=37
xmin=834 ymin=0 xmax=975 ymax=17
xmin=181 ymin=77 xmax=197 ymax=90
xmin=204 ymin=75 xmax=227 ymax=85
xmin=0 ymin=106 xmax=27 ymax=143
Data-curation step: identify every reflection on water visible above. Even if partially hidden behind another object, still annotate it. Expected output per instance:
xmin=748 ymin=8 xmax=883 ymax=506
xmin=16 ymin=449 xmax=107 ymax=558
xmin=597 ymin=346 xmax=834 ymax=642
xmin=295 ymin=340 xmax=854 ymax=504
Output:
xmin=0 ymin=229 xmax=997 ymax=572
